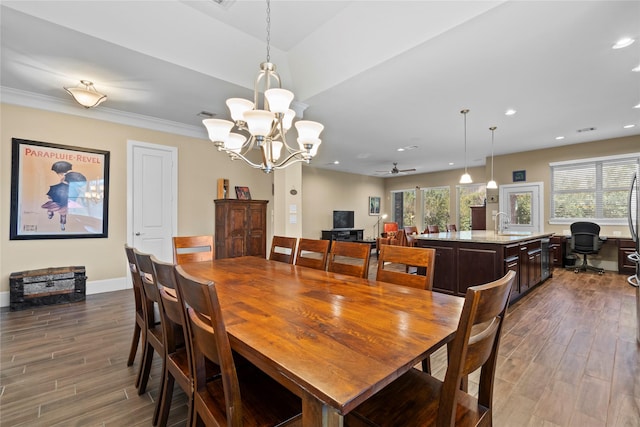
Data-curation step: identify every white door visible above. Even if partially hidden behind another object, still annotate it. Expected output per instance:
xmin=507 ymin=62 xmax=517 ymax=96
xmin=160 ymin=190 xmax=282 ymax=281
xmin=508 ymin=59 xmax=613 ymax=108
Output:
xmin=499 ymin=182 xmax=544 ymax=233
xmin=127 ymin=140 xmax=177 ymax=262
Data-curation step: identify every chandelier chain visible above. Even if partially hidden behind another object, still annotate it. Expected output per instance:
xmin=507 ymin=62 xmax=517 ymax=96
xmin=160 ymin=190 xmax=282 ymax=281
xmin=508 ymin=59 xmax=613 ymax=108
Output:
xmin=265 ymin=0 xmax=271 ymax=62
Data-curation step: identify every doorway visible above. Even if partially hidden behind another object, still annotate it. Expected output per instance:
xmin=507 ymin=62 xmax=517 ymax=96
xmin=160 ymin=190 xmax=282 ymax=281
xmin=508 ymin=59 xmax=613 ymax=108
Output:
xmin=127 ymin=140 xmax=177 ymax=262
xmin=499 ymin=182 xmax=544 ymax=233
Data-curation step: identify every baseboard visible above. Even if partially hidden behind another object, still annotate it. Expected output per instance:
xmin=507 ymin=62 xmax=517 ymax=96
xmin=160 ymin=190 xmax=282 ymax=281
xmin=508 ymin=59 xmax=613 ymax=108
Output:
xmin=0 ymin=276 xmax=131 ymax=308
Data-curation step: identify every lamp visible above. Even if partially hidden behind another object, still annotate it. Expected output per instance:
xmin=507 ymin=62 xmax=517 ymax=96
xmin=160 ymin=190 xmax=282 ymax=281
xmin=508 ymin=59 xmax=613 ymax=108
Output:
xmin=375 ymin=214 xmax=388 ymax=237
xmin=487 ymin=126 xmax=498 ymax=189
xmin=459 ymin=109 xmax=472 ymax=184
xmin=64 ymin=80 xmax=107 ymax=108
xmin=203 ymin=0 xmax=324 ymax=174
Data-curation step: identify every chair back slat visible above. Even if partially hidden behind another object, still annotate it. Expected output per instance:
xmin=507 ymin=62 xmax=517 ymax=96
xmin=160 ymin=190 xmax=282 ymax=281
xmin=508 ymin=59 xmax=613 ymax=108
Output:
xmin=295 ymin=238 xmax=330 ymax=270
xmin=173 ymin=235 xmax=214 ymax=264
xmin=327 ymin=241 xmax=371 ymax=279
xmin=269 ymin=236 xmax=298 ymax=264
xmin=376 ymin=245 xmax=435 ymax=290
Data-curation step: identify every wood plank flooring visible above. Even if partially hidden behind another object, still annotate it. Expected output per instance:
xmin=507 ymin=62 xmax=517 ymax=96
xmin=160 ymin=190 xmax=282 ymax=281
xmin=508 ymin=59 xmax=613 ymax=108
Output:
xmin=1 ymin=266 xmax=638 ymax=426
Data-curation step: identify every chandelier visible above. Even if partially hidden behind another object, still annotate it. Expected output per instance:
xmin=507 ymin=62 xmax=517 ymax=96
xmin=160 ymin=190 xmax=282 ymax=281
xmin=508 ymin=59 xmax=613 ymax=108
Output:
xmin=203 ymin=0 xmax=324 ymax=174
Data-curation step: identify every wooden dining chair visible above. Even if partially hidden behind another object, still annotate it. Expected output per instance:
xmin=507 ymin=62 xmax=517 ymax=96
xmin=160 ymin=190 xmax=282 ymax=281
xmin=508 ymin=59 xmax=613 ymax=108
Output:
xmin=172 ymin=235 xmax=214 ymax=265
xmin=294 ymin=238 xmax=330 ymax=270
xmin=376 ymin=245 xmax=435 ymax=290
xmin=174 ymin=266 xmax=302 ymax=427
xmin=133 ymin=249 xmax=166 ymax=426
xmin=151 ymin=255 xmax=197 ymax=427
xmin=447 ymin=224 xmax=457 ymax=232
xmin=345 ymin=270 xmax=516 ymax=427
xmin=327 ymin=241 xmax=371 ymax=279
xmin=269 ymin=236 xmax=298 ymax=264
xmin=124 ymin=245 xmax=146 ymax=371
xmin=426 ymin=225 xmax=440 ymax=233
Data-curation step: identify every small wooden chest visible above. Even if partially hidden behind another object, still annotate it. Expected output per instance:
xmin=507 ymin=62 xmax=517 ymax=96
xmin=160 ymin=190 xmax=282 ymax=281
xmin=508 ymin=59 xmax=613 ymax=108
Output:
xmin=9 ymin=266 xmax=86 ymax=311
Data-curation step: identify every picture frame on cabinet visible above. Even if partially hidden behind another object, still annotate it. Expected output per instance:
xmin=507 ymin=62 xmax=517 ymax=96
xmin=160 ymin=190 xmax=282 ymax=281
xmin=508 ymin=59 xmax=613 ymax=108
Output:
xmin=235 ymin=186 xmax=251 ymax=200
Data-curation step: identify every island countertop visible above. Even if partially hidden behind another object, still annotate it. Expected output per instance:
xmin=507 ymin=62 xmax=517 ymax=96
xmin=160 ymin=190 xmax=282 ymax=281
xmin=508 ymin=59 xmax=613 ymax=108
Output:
xmin=413 ymin=230 xmax=554 ymax=244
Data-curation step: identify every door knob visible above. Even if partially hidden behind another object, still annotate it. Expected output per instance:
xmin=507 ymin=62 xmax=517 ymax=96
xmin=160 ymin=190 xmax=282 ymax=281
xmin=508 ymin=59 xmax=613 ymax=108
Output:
xmin=135 ymin=232 xmax=141 ymax=236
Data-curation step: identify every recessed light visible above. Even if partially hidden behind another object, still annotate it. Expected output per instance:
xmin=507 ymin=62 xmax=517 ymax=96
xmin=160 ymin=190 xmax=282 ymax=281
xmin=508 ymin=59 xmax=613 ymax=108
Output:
xmin=397 ymin=148 xmax=405 ymax=152
xmin=623 ymin=124 xmax=636 ymax=129
xmin=612 ymin=37 xmax=635 ymax=49
xmin=333 ymin=160 xmax=340 ymax=165
xmin=633 ymin=64 xmax=640 ymax=72
xmin=634 ymin=103 xmax=640 ymax=109
xmin=448 ymin=162 xmax=454 ymax=166
xmin=505 ymin=109 xmax=517 ymax=116
xmin=555 ymin=136 xmax=565 ymax=140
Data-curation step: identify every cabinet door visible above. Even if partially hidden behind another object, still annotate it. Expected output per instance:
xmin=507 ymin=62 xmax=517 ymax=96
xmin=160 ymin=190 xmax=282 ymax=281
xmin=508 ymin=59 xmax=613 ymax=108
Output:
xmin=247 ymin=203 xmax=266 ymax=257
xmin=228 ymin=204 xmax=248 ymax=258
xmin=428 ymin=245 xmax=456 ymax=294
xmin=519 ymin=244 xmax=529 ymax=291
xmin=505 ymin=257 xmax=520 ymax=301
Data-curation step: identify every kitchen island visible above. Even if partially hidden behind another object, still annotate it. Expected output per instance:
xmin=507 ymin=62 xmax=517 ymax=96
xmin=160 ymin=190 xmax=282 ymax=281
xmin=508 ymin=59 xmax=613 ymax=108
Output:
xmin=413 ymin=230 xmax=554 ymax=302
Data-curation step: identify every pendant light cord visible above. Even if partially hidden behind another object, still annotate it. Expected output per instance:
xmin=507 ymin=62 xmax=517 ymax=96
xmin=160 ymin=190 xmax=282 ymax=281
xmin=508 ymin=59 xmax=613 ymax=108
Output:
xmin=265 ymin=0 xmax=271 ymax=63
xmin=461 ymin=109 xmax=469 ymax=173
xmin=490 ymin=126 xmax=496 ymax=179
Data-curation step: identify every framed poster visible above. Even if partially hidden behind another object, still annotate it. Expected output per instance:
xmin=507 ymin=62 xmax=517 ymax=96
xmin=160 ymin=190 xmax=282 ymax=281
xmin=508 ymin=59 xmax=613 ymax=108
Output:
xmin=369 ymin=196 xmax=381 ymax=215
xmin=10 ymin=138 xmax=110 ymax=240
xmin=512 ymin=170 xmax=526 ymax=182
xmin=235 ymin=186 xmax=251 ymax=200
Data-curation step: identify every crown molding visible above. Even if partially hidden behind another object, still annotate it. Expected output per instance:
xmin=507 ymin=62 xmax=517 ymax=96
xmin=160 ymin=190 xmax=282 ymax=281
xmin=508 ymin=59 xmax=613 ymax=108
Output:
xmin=1 ymin=86 xmax=208 ymax=140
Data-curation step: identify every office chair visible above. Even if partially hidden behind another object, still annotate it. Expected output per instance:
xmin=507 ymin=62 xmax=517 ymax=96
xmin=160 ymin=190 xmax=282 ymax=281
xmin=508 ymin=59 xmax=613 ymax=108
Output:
xmin=569 ymin=221 xmax=605 ymax=274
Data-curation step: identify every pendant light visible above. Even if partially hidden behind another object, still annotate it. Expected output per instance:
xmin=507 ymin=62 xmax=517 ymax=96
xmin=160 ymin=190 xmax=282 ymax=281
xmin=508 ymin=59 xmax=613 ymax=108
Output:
xmin=459 ymin=109 xmax=472 ymax=184
xmin=487 ymin=126 xmax=498 ymax=189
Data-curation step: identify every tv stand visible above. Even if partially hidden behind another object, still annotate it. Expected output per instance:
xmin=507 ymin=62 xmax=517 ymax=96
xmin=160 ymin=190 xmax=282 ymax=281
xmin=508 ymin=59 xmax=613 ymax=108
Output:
xmin=321 ymin=229 xmax=364 ymax=242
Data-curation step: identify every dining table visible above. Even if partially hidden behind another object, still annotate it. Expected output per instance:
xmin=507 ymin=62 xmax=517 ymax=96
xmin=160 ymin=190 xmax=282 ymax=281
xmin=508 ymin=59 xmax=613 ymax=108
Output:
xmin=180 ymin=256 xmax=464 ymax=427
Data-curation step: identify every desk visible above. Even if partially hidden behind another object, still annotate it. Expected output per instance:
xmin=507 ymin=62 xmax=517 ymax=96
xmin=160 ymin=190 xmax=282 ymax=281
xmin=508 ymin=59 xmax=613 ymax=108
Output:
xmin=180 ymin=257 xmax=463 ymax=427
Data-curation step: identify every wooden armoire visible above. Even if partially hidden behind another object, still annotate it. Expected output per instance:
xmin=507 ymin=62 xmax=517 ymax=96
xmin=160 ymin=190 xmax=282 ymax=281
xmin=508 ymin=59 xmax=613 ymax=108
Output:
xmin=214 ymin=199 xmax=268 ymax=259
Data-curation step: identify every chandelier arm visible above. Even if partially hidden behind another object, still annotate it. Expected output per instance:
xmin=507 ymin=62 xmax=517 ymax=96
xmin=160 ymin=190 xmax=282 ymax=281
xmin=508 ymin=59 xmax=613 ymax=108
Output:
xmin=273 ymin=149 xmax=310 ymax=167
xmin=273 ymin=157 xmax=310 ymax=171
xmin=220 ymin=148 xmax=265 ymax=170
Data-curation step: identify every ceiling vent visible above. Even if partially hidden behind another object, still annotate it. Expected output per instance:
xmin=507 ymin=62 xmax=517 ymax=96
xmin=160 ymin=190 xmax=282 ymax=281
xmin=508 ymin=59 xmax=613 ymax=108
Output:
xmin=197 ymin=111 xmax=216 ymax=118
xmin=577 ymin=127 xmax=597 ymax=133
xmin=211 ymin=0 xmax=236 ymax=9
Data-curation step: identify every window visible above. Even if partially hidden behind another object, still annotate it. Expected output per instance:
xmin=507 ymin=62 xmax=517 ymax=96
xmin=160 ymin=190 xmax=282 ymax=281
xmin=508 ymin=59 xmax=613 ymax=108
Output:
xmin=550 ymin=154 xmax=639 ymax=224
xmin=391 ymin=189 xmax=416 ymax=228
xmin=457 ymin=184 xmax=486 ymax=231
xmin=422 ymin=186 xmax=450 ymax=231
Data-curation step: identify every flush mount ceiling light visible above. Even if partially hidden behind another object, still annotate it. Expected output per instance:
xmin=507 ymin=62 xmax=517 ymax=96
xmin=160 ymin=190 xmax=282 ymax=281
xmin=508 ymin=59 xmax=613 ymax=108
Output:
xmin=64 ymin=80 xmax=107 ymax=108
xmin=203 ymin=0 xmax=323 ymax=174
xmin=459 ymin=109 xmax=473 ymax=184
xmin=486 ymin=126 xmax=498 ymax=189
xmin=612 ymin=37 xmax=635 ymax=49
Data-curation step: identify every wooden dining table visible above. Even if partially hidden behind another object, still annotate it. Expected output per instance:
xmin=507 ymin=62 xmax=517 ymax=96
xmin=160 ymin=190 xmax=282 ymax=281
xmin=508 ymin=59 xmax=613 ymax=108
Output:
xmin=180 ymin=256 xmax=464 ymax=427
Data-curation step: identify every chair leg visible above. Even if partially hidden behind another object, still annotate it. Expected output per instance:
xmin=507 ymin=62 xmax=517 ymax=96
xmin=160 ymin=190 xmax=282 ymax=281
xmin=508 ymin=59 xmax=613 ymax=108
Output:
xmin=421 ymin=357 xmax=431 ymax=374
xmin=137 ymin=342 xmax=155 ymax=394
xmin=152 ymin=359 xmax=168 ymax=426
xmin=127 ymin=322 xmax=142 ymax=367
xmin=157 ymin=369 xmax=175 ymax=427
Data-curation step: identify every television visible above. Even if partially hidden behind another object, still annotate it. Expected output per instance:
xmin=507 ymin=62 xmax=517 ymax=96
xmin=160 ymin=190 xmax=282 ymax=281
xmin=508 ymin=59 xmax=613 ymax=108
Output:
xmin=333 ymin=210 xmax=354 ymax=229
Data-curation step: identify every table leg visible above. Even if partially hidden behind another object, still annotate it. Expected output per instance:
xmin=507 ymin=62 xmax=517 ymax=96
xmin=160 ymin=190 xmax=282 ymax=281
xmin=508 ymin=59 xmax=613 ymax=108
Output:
xmin=302 ymin=392 xmax=343 ymax=427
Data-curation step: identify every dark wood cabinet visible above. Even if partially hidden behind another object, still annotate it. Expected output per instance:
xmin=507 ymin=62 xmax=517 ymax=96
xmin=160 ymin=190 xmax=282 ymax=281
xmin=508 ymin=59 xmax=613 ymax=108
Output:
xmin=504 ymin=243 xmax=520 ymax=302
xmin=618 ymin=238 xmax=636 ymax=274
xmin=214 ymin=199 xmax=268 ymax=259
xmin=321 ymin=229 xmax=364 ymax=242
xmin=550 ymin=236 xmax=566 ymax=268
xmin=470 ymin=206 xmax=486 ymax=230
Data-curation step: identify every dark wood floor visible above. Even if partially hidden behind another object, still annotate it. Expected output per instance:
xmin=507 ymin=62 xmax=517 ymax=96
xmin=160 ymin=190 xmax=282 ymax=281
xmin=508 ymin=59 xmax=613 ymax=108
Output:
xmin=1 ymin=265 xmax=638 ymax=426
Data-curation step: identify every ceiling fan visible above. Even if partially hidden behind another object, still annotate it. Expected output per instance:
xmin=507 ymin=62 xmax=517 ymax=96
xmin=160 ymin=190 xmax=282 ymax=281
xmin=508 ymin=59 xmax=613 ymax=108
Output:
xmin=376 ymin=162 xmax=416 ymax=175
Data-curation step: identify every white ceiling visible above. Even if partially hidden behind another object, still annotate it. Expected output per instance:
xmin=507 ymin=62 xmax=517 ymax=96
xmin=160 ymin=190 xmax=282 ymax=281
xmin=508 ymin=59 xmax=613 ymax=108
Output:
xmin=2 ymin=1 xmax=639 ymax=177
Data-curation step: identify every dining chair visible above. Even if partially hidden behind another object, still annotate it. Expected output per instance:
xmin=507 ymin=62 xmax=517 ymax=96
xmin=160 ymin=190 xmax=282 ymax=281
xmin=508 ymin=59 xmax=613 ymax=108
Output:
xmin=376 ymin=245 xmax=435 ymax=290
xmin=174 ymin=265 xmax=302 ymax=426
xmin=133 ymin=249 xmax=166 ymax=426
xmin=151 ymin=255 xmax=197 ymax=427
xmin=327 ymin=240 xmax=371 ymax=279
xmin=345 ymin=270 xmax=516 ymax=427
xmin=376 ymin=244 xmax=437 ymax=373
xmin=124 ymin=245 xmax=146 ymax=372
xmin=294 ymin=238 xmax=330 ymax=270
xmin=172 ymin=235 xmax=214 ymax=265
xmin=269 ymin=236 xmax=298 ymax=264
xmin=446 ymin=224 xmax=457 ymax=232
xmin=403 ymin=226 xmax=419 ymax=247
xmin=426 ymin=225 xmax=440 ymax=234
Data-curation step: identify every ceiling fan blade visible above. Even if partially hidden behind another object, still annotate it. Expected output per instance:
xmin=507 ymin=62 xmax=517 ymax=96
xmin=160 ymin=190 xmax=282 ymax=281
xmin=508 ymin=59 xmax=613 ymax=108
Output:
xmin=398 ymin=168 xmax=416 ymax=172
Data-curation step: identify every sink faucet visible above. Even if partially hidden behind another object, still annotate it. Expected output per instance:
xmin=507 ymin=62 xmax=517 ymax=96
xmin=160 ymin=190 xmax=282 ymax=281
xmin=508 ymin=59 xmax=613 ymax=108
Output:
xmin=495 ymin=212 xmax=510 ymax=234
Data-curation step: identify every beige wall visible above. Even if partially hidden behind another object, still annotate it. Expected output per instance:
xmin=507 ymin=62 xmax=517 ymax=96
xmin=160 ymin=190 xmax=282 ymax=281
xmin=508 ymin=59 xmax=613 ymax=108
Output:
xmin=0 ymin=104 xmax=273 ymax=296
xmin=301 ymin=168 xmax=385 ymax=240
